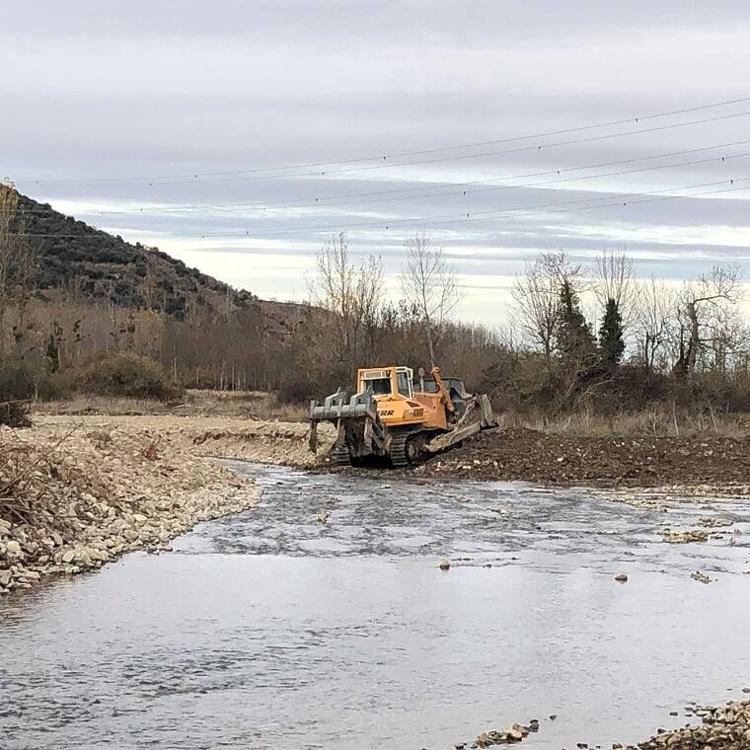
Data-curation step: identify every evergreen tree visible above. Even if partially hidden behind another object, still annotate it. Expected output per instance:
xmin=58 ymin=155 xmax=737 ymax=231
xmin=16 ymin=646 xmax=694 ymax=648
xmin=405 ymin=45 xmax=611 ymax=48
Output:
xmin=598 ymin=297 xmax=625 ymax=371
xmin=555 ymin=279 xmax=596 ymax=367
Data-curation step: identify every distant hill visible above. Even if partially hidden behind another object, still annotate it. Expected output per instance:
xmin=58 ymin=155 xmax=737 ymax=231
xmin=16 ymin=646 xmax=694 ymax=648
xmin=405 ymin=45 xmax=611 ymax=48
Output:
xmin=11 ymin=194 xmax=312 ymax=337
xmin=15 ymin=192 xmax=262 ymax=320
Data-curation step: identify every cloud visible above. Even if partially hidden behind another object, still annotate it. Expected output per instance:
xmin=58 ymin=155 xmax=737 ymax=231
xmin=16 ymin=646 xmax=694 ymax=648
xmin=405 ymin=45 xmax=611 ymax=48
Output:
xmin=3 ymin=1 xmax=750 ymax=326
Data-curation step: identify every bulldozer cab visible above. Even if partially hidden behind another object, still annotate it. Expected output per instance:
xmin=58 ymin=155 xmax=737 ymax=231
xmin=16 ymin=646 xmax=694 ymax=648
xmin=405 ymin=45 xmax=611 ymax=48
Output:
xmin=358 ymin=367 xmax=413 ymax=399
xmin=419 ymin=376 xmax=468 ymax=398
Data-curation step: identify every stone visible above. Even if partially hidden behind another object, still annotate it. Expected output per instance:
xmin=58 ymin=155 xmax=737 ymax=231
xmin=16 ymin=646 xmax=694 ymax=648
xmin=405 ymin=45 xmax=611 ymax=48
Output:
xmin=662 ymin=529 xmax=708 ymax=544
xmin=5 ymin=539 xmax=22 ymax=558
xmin=614 ymin=572 xmax=628 ymax=582
xmin=439 ymin=560 xmax=451 ymax=571
xmin=0 ymin=569 xmax=11 ymax=587
xmin=698 ymin=516 xmax=733 ymax=528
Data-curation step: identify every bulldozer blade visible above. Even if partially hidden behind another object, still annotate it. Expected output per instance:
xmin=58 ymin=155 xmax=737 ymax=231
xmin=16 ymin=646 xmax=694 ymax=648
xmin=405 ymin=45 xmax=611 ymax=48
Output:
xmin=478 ymin=394 xmax=497 ymax=428
xmin=310 ymin=387 xmax=378 ymax=423
xmin=308 ymin=417 xmax=319 ymax=453
xmin=308 ymin=386 xmax=386 ymax=458
xmin=424 ymin=420 xmax=481 ymax=453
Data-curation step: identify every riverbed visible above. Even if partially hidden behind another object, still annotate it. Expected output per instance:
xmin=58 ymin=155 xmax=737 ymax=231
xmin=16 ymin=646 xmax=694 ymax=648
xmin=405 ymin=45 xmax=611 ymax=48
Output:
xmin=2 ymin=463 xmax=750 ymax=750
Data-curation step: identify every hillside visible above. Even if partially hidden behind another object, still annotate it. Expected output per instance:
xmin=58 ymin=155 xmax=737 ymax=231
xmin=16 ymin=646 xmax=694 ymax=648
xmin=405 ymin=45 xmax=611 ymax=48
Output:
xmin=0 ymin=188 xmax=318 ymax=391
xmin=14 ymin=192 xmax=260 ymax=319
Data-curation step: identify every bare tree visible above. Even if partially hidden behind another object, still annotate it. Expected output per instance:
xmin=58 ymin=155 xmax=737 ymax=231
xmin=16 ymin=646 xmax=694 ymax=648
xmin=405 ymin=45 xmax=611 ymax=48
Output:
xmin=511 ymin=251 xmax=581 ymax=364
xmin=674 ymin=265 xmax=742 ymax=378
xmin=0 ymin=180 xmax=19 ymax=354
xmin=354 ymin=253 xmax=385 ymax=361
xmin=593 ymin=249 xmax=634 ymax=328
xmin=632 ymin=276 xmax=676 ymax=375
xmin=401 ymin=232 xmax=459 ymax=367
xmin=309 ymin=233 xmax=384 ymax=369
xmin=0 ymin=180 xmax=37 ymax=356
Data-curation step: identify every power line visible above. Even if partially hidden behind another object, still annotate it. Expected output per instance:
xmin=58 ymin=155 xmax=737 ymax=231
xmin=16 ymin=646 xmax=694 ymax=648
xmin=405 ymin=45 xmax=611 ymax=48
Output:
xmin=192 ymin=177 xmax=750 ymax=237
xmin=15 ymin=138 xmax=750 ymax=218
xmin=16 ymin=96 xmax=750 ymax=187
xmin=15 ymin=176 xmax=750 ymax=241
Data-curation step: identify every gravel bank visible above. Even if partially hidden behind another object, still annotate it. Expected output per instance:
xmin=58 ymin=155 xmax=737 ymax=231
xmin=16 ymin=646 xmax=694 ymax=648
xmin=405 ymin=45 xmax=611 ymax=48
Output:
xmin=0 ymin=414 xmax=326 ymax=595
xmin=633 ymin=699 xmax=750 ymax=749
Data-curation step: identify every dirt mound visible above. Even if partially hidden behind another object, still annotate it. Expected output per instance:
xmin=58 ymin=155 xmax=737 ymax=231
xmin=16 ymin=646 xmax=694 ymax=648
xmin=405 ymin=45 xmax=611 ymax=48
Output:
xmin=410 ymin=427 xmax=750 ymax=488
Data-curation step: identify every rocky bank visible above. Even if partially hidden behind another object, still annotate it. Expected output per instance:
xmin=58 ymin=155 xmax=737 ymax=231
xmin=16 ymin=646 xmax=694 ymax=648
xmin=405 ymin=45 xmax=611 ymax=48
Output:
xmin=0 ymin=414 xmax=328 ymax=595
xmin=632 ymin=699 xmax=750 ymax=749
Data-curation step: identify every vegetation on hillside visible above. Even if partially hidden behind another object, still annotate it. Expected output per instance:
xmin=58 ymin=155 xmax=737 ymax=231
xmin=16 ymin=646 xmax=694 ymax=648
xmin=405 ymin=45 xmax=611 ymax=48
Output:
xmin=12 ymin=190 xmax=256 ymax=318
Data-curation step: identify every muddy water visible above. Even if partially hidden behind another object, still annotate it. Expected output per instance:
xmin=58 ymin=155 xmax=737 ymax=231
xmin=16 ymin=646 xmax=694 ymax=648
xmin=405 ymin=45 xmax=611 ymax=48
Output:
xmin=2 ymin=464 xmax=750 ymax=750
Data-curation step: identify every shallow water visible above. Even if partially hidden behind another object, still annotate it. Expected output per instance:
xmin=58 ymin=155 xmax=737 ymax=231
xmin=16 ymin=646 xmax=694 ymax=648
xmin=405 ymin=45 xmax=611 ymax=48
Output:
xmin=2 ymin=463 xmax=750 ymax=750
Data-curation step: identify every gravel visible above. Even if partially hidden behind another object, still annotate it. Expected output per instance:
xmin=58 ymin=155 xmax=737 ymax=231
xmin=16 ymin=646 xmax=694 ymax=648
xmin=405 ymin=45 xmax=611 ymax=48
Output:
xmin=0 ymin=415 xmax=324 ymax=595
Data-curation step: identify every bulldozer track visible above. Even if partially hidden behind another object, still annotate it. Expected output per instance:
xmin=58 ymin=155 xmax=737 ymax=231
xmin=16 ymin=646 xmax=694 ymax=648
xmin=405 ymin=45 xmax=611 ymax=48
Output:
xmin=389 ymin=432 xmax=418 ymax=468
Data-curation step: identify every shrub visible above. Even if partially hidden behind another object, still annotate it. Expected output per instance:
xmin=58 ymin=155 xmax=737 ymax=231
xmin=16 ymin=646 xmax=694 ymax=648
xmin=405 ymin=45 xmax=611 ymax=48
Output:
xmin=276 ymin=371 xmax=318 ymax=405
xmin=70 ymin=351 xmax=183 ymax=401
xmin=0 ymin=401 xmax=31 ymax=427
xmin=0 ymin=359 xmax=38 ymax=401
xmin=0 ymin=359 xmax=37 ymax=427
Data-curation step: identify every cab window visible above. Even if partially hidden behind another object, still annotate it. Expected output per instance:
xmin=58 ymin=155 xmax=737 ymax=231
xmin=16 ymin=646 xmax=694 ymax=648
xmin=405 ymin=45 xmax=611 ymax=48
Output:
xmin=367 ymin=377 xmax=391 ymax=395
xmin=397 ymin=371 xmax=412 ymax=397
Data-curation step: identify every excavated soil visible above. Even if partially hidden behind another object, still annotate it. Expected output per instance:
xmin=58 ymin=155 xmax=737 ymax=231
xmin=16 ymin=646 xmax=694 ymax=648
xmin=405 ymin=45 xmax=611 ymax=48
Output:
xmin=403 ymin=428 xmax=750 ymax=490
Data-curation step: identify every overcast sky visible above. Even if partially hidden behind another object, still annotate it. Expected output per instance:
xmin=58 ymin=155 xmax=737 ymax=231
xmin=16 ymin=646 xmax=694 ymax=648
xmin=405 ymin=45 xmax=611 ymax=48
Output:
xmin=3 ymin=1 xmax=750 ymax=325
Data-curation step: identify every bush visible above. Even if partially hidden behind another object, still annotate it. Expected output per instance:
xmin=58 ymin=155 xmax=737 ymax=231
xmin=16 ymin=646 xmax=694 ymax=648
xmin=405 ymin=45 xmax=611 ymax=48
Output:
xmin=69 ymin=351 xmax=183 ymax=401
xmin=0 ymin=359 xmax=38 ymax=401
xmin=276 ymin=371 xmax=318 ymax=405
xmin=0 ymin=401 xmax=31 ymax=427
xmin=0 ymin=359 xmax=38 ymax=427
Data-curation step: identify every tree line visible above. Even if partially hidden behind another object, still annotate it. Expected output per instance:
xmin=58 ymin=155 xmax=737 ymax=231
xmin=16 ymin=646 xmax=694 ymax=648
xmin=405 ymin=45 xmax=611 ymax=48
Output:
xmin=2 ymin=174 xmax=750 ymax=419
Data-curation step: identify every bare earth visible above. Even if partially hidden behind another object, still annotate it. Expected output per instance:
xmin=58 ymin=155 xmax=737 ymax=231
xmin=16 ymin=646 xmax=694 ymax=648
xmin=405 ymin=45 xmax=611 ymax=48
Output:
xmin=401 ymin=427 xmax=750 ymax=495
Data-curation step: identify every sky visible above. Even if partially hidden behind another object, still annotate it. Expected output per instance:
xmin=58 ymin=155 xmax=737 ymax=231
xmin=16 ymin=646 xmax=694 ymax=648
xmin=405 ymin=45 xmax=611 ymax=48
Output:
xmin=3 ymin=1 xmax=750 ymax=326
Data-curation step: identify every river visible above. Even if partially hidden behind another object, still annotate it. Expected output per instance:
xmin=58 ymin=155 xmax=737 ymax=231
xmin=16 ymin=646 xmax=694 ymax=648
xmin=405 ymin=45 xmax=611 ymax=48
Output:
xmin=2 ymin=463 xmax=750 ymax=749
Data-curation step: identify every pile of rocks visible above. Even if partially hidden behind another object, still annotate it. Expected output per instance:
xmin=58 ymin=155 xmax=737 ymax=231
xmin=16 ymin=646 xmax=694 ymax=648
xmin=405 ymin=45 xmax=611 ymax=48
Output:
xmin=662 ymin=529 xmax=708 ymax=544
xmin=635 ymin=700 xmax=750 ymax=749
xmin=472 ymin=720 xmax=539 ymax=747
xmin=0 ymin=421 xmax=259 ymax=595
xmin=698 ymin=515 xmax=734 ymax=528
